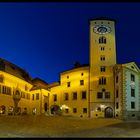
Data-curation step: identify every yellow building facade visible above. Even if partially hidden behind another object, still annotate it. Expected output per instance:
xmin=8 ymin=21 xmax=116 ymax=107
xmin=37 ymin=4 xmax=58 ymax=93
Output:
xmin=0 ymin=58 xmax=50 ymax=115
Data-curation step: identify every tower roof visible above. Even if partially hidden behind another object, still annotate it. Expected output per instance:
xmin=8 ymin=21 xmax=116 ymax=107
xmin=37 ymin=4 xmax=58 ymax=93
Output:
xmin=88 ymin=17 xmax=116 ymax=23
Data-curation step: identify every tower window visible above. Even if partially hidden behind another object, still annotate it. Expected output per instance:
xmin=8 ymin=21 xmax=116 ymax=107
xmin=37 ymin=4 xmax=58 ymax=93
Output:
xmin=105 ymin=92 xmax=110 ymax=99
xmin=100 ymin=46 xmax=105 ymax=51
xmin=97 ymin=92 xmax=103 ymax=98
xmin=81 ymin=73 xmax=84 ymax=76
xmin=100 ymin=55 xmax=105 ymax=61
xmin=99 ymin=36 xmax=106 ymax=44
xmin=80 ymin=80 xmax=84 ymax=85
xmin=102 ymin=88 xmax=106 ymax=92
xmin=99 ymin=77 xmax=106 ymax=85
xmin=67 ymin=76 xmax=69 ymax=79
xmin=100 ymin=66 xmax=106 ymax=72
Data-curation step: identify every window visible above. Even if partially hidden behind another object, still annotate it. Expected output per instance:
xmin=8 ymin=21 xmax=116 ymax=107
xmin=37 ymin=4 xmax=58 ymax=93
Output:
xmin=116 ymin=89 xmax=118 ymax=98
xmin=25 ymin=85 xmax=28 ymax=91
xmin=131 ymin=88 xmax=135 ymax=97
xmin=97 ymin=107 xmax=101 ymax=111
xmin=67 ymin=82 xmax=70 ymax=87
xmin=65 ymin=109 xmax=69 ymax=113
xmin=0 ymin=75 xmax=4 ymax=83
xmin=102 ymin=88 xmax=106 ymax=92
xmin=64 ymin=93 xmax=69 ymax=101
xmin=67 ymin=76 xmax=69 ymax=79
xmin=100 ymin=55 xmax=105 ymax=61
xmin=131 ymin=74 xmax=135 ymax=82
xmin=54 ymin=94 xmax=57 ymax=101
xmin=36 ymin=93 xmax=39 ymax=100
xmin=97 ymin=92 xmax=103 ymax=99
xmin=80 ymin=80 xmax=84 ymax=85
xmin=99 ymin=77 xmax=106 ymax=85
xmin=27 ymin=93 xmax=30 ymax=100
xmin=81 ymin=73 xmax=84 ymax=76
xmin=99 ymin=36 xmax=106 ymax=44
xmin=100 ymin=46 xmax=105 ymax=51
xmin=131 ymin=102 xmax=135 ymax=109
xmin=100 ymin=66 xmax=106 ymax=72
xmin=73 ymin=92 xmax=77 ymax=100
xmin=1 ymin=86 xmax=12 ymax=96
xmin=83 ymin=108 xmax=87 ymax=113
xmin=73 ymin=108 xmax=77 ymax=113
xmin=7 ymin=87 xmax=11 ymax=95
xmin=32 ymin=94 xmax=34 ymax=100
xmin=116 ymin=102 xmax=119 ymax=109
xmin=81 ymin=91 xmax=86 ymax=99
xmin=2 ymin=86 xmax=6 ymax=94
xmin=21 ymin=92 xmax=25 ymax=98
xmin=116 ymin=76 xmax=118 ymax=83
xmin=105 ymin=92 xmax=110 ymax=99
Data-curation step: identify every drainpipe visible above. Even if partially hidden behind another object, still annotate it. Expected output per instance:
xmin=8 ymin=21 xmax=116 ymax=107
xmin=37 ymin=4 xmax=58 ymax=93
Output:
xmin=88 ymin=66 xmax=91 ymax=118
xmin=113 ymin=66 xmax=116 ymax=118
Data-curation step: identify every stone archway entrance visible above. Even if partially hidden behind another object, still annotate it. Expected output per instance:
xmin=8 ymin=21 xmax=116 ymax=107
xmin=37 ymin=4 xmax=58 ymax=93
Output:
xmin=50 ymin=105 xmax=61 ymax=115
xmin=104 ymin=107 xmax=113 ymax=118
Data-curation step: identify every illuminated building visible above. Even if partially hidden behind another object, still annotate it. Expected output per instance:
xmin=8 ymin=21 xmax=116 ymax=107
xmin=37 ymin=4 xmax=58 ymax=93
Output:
xmin=0 ymin=17 xmax=140 ymax=120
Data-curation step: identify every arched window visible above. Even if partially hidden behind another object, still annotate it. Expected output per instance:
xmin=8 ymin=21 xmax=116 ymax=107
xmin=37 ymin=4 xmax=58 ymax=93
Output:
xmin=99 ymin=36 xmax=106 ymax=44
xmin=99 ymin=77 xmax=106 ymax=85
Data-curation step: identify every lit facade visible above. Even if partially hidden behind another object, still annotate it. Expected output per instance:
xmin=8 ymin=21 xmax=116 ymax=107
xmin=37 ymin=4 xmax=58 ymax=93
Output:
xmin=0 ymin=17 xmax=140 ymax=120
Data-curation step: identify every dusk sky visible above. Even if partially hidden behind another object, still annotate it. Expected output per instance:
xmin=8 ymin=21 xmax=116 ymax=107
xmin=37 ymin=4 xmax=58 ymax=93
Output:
xmin=0 ymin=2 xmax=140 ymax=83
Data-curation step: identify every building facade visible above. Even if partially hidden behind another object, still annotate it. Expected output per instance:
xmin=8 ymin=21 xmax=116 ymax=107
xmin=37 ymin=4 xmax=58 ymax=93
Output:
xmin=0 ymin=17 xmax=140 ymax=120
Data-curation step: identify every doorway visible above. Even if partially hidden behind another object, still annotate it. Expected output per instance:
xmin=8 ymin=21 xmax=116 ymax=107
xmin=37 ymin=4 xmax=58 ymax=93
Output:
xmin=105 ymin=107 xmax=113 ymax=118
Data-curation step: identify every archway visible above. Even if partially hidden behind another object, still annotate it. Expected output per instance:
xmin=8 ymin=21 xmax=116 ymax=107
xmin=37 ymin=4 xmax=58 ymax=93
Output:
xmin=50 ymin=105 xmax=61 ymax=115
xmin=104 ymin=107 xmax=113 ymax=118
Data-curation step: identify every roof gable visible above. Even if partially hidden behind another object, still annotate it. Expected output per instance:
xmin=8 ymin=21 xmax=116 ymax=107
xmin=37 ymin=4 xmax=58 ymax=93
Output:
xmin=123 ymin=62 xmax=140 ymax=73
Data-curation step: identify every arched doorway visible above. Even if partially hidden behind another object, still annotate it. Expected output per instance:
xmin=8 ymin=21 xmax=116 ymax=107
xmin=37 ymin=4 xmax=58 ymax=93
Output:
xmin=44 ymin=103 xmax=48 ymax=112
xmin=105 ymin=107 xmax=113 ymax=118
xmin=50 ymin=105 xmax=61 ymax=115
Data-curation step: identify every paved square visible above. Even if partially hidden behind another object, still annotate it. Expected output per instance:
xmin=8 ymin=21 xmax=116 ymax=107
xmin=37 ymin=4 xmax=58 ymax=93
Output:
xmin=0 ymin=115 xmax=140 ymax=137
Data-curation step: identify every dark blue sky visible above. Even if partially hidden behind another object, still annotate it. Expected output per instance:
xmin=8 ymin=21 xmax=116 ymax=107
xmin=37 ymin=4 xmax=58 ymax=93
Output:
xmin=0 ymin=2 xmax=140 ymax=83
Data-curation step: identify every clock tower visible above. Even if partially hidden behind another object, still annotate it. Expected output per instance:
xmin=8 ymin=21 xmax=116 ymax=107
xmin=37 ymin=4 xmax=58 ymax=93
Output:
xmin=89 ymin=18 xmax=116 ymax=118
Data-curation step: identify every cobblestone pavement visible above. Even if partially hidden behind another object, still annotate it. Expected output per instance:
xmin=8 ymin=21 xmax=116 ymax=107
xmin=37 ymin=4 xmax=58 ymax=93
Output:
xmin=0 ymin=115 xmax=140 ymax=138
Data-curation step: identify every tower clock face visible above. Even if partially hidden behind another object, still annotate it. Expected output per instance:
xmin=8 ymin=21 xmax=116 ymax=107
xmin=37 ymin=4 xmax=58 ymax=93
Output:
xmin=93 ymin=25 xmax=111 ymax=34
